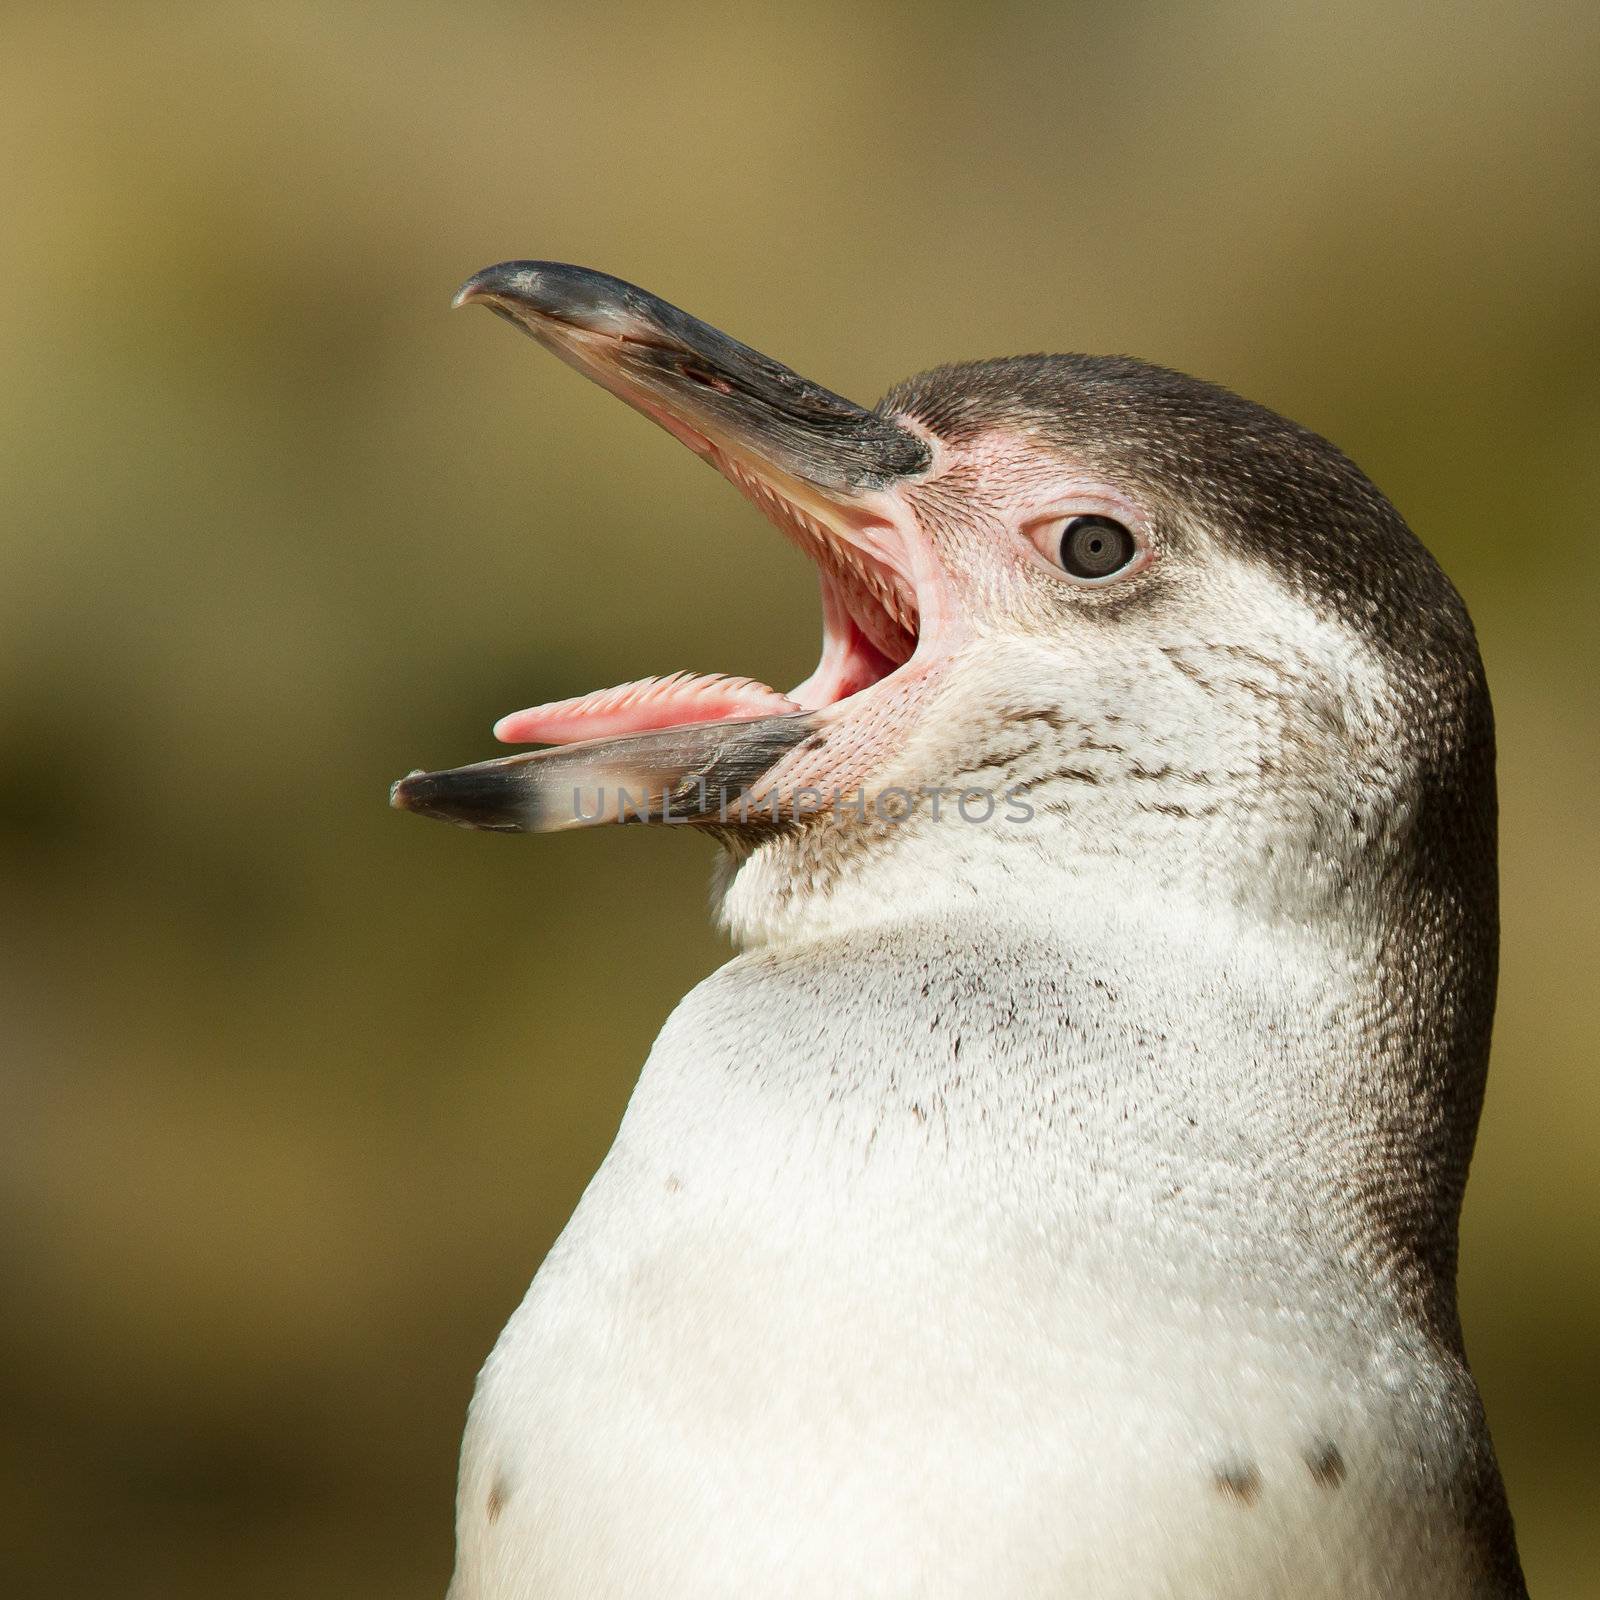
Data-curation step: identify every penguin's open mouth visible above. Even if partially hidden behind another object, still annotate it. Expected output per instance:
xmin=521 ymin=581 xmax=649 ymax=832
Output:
xmin=391 ymin=262 xmax=944 ymax=834
xmin=489 ymin=451 xmax=923 ymax=748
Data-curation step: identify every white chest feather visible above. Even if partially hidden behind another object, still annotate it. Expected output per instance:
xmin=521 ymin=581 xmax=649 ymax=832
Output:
xmin=446 ymin=886 xmax=1497 ymax=1599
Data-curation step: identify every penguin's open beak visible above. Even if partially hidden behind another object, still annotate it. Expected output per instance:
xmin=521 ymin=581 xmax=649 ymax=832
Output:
xmin=392 ymin=262 xmax=944 ymax=834
xmin=451 ymin=261 xmax=929 ymax=497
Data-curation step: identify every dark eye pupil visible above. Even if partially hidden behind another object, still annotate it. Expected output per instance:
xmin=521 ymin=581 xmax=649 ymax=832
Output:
xmin=1059 ymin=515 xmax=1135 ymax=579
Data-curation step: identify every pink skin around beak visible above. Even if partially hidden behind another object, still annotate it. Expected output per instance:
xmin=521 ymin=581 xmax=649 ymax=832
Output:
xmin=392 ymin=262 xmax=960 ymax=833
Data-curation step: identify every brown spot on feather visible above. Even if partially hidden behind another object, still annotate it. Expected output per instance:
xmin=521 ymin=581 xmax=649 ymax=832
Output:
xmin=1213 ymin=1462 xmax=1262 ymax=1505
xmin=486 ymin=1474 xmax=511 ymax=1523
xmin=1307 ymin=1441 xmax=1345 ymax=1487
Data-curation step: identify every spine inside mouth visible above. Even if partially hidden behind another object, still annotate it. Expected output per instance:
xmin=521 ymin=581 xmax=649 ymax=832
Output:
xmin=495 ymin=564 xmax=918 ymax=749
xmin=494 ymin=671 xmax=801 ymax=744
xmin=494 ymin=456 xmax=925 ymax=750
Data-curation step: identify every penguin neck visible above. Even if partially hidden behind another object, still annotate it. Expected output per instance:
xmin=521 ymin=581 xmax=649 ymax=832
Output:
xmin=714 ymin=801 xmax=1373 ymax=959
xmin=708 ymin=804 xmax=1478 ymax=1333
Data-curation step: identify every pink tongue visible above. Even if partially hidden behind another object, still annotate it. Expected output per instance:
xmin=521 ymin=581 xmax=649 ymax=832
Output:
xmin=494 ymin=671 xmax=801 ymax=745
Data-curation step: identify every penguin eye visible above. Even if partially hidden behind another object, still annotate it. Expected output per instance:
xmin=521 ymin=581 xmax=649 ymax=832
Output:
xmin=1055 ymin=515 xmax=1137 ymax=581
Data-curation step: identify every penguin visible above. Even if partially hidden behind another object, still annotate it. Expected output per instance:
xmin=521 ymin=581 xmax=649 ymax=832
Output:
xmin=393 ymin=262 xmax=1525 ymax=1599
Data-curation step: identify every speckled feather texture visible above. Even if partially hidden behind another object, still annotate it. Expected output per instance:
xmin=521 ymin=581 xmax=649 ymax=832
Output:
xmin=444 ymin=355 xmax=1522 ymax=1598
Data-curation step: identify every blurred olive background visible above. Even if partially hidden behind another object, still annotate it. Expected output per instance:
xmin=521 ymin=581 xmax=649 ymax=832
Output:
xmin=2 ymin=1 xmax=1596 ymax=1595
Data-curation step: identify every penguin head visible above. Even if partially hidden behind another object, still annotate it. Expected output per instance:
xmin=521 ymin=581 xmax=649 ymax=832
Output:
xmin=833 ymin=354 xmax=1496 ymax=924
xmin=394 ymin=265 xmax=1493 ymax=956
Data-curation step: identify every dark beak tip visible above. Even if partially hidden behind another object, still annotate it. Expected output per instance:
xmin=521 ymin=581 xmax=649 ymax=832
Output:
xmin=389 ymin=770 xmax=428 ymax=812
xmin=449 ymin=261 xmax=661 ymax=343
xmin=452 ymin=262 xmax=530 ymax=312
xmin=452 ymin=260 xmax=532 ymax=312
xmin=388 ymin=763 xmax=538 ymax=833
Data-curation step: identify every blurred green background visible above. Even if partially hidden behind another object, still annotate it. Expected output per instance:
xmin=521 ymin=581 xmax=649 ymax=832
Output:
xmin=2 ymin=2 xmax=1596 ymax=1595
